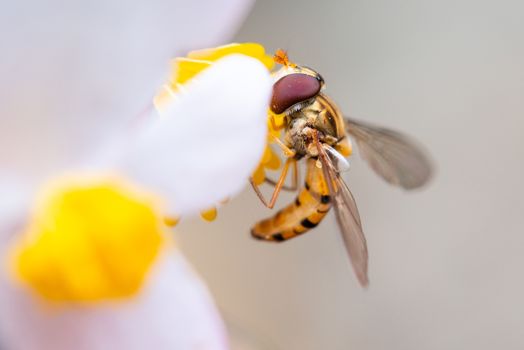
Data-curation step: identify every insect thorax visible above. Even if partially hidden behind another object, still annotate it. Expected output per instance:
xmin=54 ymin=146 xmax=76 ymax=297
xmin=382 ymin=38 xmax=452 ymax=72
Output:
xmin=284 ymin=95 xmax=345 ymax=159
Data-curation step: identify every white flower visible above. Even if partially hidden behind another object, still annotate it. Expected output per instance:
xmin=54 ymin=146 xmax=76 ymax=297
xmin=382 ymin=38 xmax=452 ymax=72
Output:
xmin=121 ymin=55 xmax=271 ymax=215
xmin=0 ymin=1 xmax=272 ymax=350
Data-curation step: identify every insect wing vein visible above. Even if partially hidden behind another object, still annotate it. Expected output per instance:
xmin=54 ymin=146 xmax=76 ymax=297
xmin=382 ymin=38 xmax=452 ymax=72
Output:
xmin=345 ymin=117 xmax=433 ymax=190
xmin=317 ymin=140 xmax=369 ymax=287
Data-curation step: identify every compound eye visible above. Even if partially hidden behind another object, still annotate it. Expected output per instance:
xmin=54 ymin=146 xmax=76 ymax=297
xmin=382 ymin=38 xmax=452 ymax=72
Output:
xmin=270 ymin=73 xmax=321 ymax=114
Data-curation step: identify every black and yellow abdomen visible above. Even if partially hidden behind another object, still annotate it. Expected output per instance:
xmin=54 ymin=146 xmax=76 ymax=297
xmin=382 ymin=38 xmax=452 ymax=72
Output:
xmin=251 ymin=158 xmax=331 ymax=242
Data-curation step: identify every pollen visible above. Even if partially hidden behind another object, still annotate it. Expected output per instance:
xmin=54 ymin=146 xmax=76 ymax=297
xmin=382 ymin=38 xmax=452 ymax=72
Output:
xmin=252 ymin=145 xmax=283 ymax=185
xmin=200 ymin=207 xmax=218 ymax=222
xmin=252 ymin=164 xmax=267 ymax=186
xmin=164 ymin=215 xmax=180 ymax=227
xmin=154 ymin=43 xmax=274 ymax=111
xmin=273 ymin=49 xmax=296 ymax=68
xmin=10 ymin=177 xmax=165 ymax=303
xmin=187 ymin=43 xmax=275 ymax=70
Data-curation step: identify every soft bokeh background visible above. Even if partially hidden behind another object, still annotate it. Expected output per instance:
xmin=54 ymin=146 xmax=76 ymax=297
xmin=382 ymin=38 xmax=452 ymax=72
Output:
xmin=177 ymin=1 xmax=524 ymax=349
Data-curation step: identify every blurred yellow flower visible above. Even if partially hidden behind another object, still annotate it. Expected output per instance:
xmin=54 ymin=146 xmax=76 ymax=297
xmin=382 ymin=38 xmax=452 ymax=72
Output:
xmin=12 ymin=178 xmax=164 ymax=302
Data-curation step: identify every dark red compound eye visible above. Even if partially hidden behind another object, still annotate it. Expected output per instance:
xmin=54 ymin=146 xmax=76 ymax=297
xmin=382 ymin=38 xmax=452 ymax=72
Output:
xmin=270 ymin=73 xmax=321 ymax=114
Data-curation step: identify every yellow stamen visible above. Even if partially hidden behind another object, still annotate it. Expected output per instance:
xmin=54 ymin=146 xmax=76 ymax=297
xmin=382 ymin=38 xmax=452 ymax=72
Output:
xmin=170 ymin=58 xmax=212 ymax=86
xmin=154 ymin=43 xmax=274 ymax=112
xmin=261 ymin=146 xmax=274 ymax=164
xmin=269 ymin=112 xmax=286 ymax=132
xmin=266 ymin=148 xmax=282 ymax=170
xmin=10 ymin=177 xmax=165 ymax=303
xmin=200 ymin=207 xmax=218 ymax=222
xmin=187 ymin=43 xmax=274 ymax=70
xmin=252 ymin=164 xmax=266 ymax=186
xmin=164 ymin=216 xmax=180 ymax=227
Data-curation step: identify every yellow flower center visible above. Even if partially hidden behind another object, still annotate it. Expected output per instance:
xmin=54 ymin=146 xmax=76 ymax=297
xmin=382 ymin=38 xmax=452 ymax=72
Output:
xmin=154 ymin=43 xmax=277 ymax=222
xmin=154 ymin=42 xmax=275 ymax=111
xmin=10 ymin=177 xmax=165 ymax=303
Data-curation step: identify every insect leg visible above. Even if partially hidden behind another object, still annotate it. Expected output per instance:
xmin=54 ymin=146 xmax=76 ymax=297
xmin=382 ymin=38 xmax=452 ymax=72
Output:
xmin=250 ymin=158 xmax=293 ymax=209
xmin=270 ymin=134 xmax=296 ymax=158
xmin=264 ymin=158 xmax=299 ymax=191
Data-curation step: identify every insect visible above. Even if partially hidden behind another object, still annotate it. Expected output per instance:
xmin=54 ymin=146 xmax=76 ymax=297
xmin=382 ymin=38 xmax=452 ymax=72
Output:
xmin=250 ymin=50 xmax=432 ymax=287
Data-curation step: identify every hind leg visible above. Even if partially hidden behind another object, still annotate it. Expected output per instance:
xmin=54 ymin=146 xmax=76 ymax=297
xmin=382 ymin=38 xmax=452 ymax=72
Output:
xmin=264 ymin=159 xmax=298 ymax=192
xmin=250 ymin=158 xmax=295 ymax=209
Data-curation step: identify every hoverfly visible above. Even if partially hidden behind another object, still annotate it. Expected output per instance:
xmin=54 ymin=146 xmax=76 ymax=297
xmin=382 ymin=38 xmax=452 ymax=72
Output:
xmin=249 ymin=50 xmax=432 ymax=287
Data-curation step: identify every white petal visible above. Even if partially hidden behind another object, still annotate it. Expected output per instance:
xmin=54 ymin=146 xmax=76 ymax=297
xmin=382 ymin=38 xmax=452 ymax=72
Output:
xmin=120 ymin=55 xmax=271 ymax=215
xmin=0 ymin=249 xmax=227 ymax=350
xmin=0 ymin=173 xmax=31 ymax=241
xmin=0 ymin=0 xmax=254 ymax=180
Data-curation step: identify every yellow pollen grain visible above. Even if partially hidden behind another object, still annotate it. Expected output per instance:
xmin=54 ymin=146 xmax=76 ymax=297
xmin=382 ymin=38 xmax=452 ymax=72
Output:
xmin=164 ymin=216 xmax=180 ymax=227
xmin=200 ymin=207 xmax=218 ymax=222
xmin=252 ymin=165 xmax=266 ymax=186
xmin=266 ymin=149 xmax=282 ymax=170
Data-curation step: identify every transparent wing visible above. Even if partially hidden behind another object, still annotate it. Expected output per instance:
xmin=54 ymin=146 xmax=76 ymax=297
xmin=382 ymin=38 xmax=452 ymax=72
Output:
xmin=316 ymin=141 xmax=369 ymax=287
xmin=345 ymin=117 xmax=433 ymax=190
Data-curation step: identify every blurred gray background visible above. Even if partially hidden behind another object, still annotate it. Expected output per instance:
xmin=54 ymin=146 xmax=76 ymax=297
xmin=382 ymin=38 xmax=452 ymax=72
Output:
xmin=177 ymin=1 xmax=524 ymax=349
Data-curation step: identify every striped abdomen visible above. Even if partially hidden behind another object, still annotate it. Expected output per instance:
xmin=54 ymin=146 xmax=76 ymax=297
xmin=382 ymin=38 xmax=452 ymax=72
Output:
xmin=251 ymin=158 xmax=331 ymax=242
